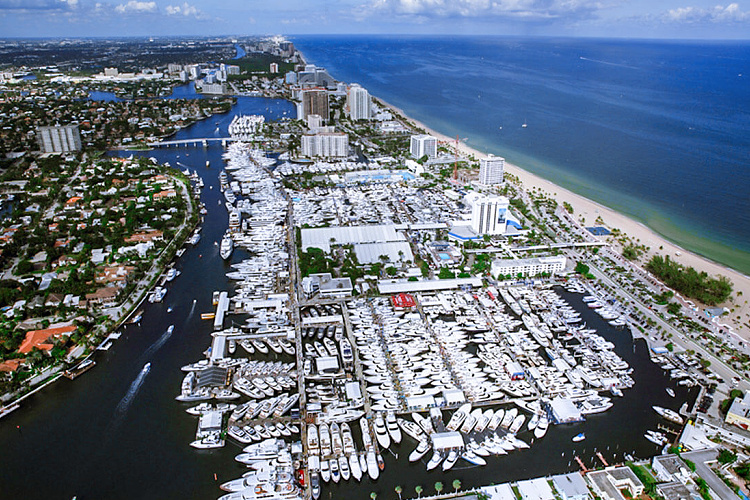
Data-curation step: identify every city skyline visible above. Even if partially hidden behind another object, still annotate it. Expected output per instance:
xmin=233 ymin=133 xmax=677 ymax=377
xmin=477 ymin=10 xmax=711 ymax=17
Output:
xmin=0 ymin=0 xmax=749 ymax=39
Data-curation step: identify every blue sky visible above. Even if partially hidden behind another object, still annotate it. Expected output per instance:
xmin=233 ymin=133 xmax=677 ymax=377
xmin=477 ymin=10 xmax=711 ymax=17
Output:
xmin=0 ymin=0 xmax=748 ymax=39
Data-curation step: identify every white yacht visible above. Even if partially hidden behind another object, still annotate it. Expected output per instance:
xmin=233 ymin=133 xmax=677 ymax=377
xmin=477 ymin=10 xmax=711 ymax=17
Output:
xmin=220 ymin=232 xmax=234 ymax=260
xmin=409 ymin=439 xmax=431 ymax=462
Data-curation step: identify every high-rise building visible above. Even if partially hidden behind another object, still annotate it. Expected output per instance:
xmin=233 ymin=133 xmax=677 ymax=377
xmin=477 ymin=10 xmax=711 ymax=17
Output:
xmin=200 ymin=83 xmax=227 ymax=95
xmin=347 ymin=84 xmax=371 ymax=120
xmin=301 ymin=132 xmax=349 ymax=158
xmin=470 ymin=195 xmax=509 ymax=235
xmin=300 ymin=89 xmax=329 ymax=120
xmin=269 ymin=63 xmax=279 ymax=73
xmin=103 ymin=67 xmax=119 ymax=77
xmin=36 ymin=124 xmax=82 ymax=154
xmin=479 ymin=154 xmax=505 ymax=185
xmin=167 ymin=63 xmax=182 ymax=74
xmin=410 ymin=134 xmax=437 ymax=159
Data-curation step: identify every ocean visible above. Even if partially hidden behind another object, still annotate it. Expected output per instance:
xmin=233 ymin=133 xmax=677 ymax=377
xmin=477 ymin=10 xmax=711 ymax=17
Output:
xmin=292 ymin=36 xmax=750 ymax=275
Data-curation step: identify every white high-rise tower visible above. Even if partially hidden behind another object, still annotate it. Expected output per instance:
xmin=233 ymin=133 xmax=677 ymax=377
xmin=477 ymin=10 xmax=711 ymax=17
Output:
xmin=478 ymin=154 xmax=505 ymax=185
xmin=347 ymin=84 xmax=371 ymax=120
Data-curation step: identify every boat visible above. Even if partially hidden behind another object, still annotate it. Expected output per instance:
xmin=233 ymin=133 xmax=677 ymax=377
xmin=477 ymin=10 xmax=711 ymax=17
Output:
xmin=366 ymin=450 xmax=379 ymax=480
xmin=509 ymin=414 xmax=526 ymax=434
xmin=398 ymin=418 xmax=425 ymax=441
xmin=220 ymin=232 xmax=234 ymax=260
xmin=461 ymin=449 xmax=487 ymax=466
xmin=320 ymin=459 xmax=330 ymax=483
xmin=409 ymin=439 xmax=431 ymax=462
xmin=426 ymin=451 xmax=444 ymax=471
xmin=572 ymin=433 xmax=586 ymax=442
xmin=653 ymin=405 xmax=684 ymax=424
xmin=374 ymin=413 xmax=391 ymax=449
xmin=339 ymin=455 xmax=350 ymax=481
xmin=442 ymin=449 xmax=459 ymax=471
xmin=534 ymin=416 xmax=549 ymax=439
xmin=63 ymin=359 xmax=96 ymax=379
xmin=217 ymin=482 xmax=298 ymax=500
xmin=446 ymin=403 xmax=472 ymax=432
xmin=645 ymin=430 xmax=669 ymax=446
xmin=330 ymin=455 xmax=340 ymax=483
xmin=385 ymin=411 xmax=402 ymax=444
xmin=310 ymin=471 xmax=321 ymax=499
xmin=666 ymin=388 xmax=675 ymax=397
xmin=349 ymin=452 xmax=363 ymax=481
xmin=307 ymin=424 xmax=319 ymax=455
xmin=190 ymin=433 xmax=224 ymax=449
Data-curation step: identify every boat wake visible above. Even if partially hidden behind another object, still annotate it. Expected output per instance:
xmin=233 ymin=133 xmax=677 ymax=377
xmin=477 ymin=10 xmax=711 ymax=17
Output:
xmin=578 ymin=56 xmax=639 ymax=70
xmin=140 ymin=325 xmax=175 ymax=362
xmin=186 ymin=300 xmax=197 ymax=319
xmin=108 ymin=362 xmax=151 ymax=433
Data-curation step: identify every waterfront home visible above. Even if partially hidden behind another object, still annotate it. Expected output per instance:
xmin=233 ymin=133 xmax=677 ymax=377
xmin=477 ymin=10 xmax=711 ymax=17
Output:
xmin=18 ymin=325 xmax=77 ymax=354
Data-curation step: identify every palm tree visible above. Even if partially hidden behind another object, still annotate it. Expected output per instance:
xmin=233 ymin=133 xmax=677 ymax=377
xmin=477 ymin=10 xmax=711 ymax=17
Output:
xmin=415 ymin=485 xmax=423 ymax=498
xmin=435 ymin=482 xmax=444 ymax=495
xmin=395 ymin=486 xmax=402 ymax=500
xmin=452 ymin=479 xmax=462 ymax=493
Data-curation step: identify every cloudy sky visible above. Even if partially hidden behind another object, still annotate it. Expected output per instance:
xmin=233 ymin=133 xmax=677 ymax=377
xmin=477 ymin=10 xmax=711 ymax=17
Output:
xmin=0 ymin=0 xmax=748 ymax=39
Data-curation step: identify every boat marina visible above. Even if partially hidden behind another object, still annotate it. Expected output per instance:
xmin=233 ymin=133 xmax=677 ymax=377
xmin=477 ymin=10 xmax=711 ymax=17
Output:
xmin=164 ymin=136 xmax=706 ymax=500
xmin=0 ymin=69 xmax=723 ymax=500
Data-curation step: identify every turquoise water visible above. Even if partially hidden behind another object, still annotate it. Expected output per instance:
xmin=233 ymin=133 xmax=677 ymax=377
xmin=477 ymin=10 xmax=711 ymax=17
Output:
xmin=293 ymin=36 xmax=750 ymax=275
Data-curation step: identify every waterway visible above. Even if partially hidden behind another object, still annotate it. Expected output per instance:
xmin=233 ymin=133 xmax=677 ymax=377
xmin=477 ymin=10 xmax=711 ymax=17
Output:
xmin=0 ymin=93 xmax=697 ymax=499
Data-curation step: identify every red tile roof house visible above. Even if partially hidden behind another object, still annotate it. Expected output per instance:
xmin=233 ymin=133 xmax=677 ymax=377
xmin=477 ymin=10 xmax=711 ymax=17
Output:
xmin=0 ymin=358 xmax=26 ymax=374
xmin=85 ymin=287 xmax=119 ymax=306
xmin=18 ymin=325 xmax=77 ymax=354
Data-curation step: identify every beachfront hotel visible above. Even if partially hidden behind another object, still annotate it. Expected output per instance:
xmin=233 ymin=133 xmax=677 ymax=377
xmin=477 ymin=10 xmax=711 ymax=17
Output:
xmin=410 ymin=134 xmax=437 ymax=159
xmin=479 ymin=154 xmax=505 ymax=185
xmin=470 ymin=193 xmax=510 ymax=235
xmin=347 ymin=84 xmax=372 ymax=120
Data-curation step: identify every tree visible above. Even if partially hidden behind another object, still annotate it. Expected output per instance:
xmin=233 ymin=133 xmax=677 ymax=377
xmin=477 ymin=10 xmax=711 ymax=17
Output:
xmin=452 ymin=479 xmax=462 ymax=493
xmin=395 ymin=486 xmax=402 ymax=500
xmin=438 ymin=267 xmax=455 ymax=280
xmin=435 ymin=481 xmax=444 ymax=494
xmin=574 ymin=262 xmax=590 ymax=275
xmin=370 ymin=493 xmax=377 ymax=500
xmin=415 ymin=485 xmax=423 ymax=498
xmin=667 ymin=302 xmax=682 ymax=315
xmin=718 ymin=449 xmax=737 ymax=464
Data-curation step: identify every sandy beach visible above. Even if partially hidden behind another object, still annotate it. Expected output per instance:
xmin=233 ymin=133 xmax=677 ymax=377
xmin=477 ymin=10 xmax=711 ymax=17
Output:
xmin=378 ymin=98 xmax=750 ymax=341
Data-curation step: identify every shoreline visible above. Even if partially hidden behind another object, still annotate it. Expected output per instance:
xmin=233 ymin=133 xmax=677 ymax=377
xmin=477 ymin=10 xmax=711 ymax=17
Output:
xmin=374 ymin=96 xmax=750 ymax=340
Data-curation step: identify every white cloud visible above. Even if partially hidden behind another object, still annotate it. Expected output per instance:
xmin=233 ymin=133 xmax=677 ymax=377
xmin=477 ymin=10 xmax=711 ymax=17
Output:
xmin=364 ymin=0 xmax=604 ymax=21
xmin=114 ymin=0 xmax=156 ymax=14
xmin=166 ymin=2 xmax=197 ymax=15
xmin=664 ymin=3 xmax=749 ymax=23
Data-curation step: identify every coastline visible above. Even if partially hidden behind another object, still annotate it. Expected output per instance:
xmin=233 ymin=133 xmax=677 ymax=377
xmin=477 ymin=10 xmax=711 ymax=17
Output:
xmin=375 ymin=96 xmax=750 ymax=340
